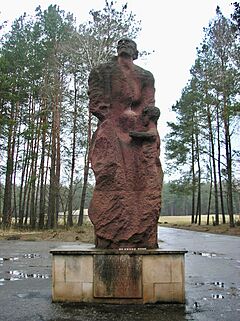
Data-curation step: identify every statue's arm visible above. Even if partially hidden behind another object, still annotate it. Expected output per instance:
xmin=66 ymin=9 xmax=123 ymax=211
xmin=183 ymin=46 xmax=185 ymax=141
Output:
xmin=129 ymin=130 xmax=157 ymax=141
xmin=141 ymin=71 xmax=156 ymax=108
xmin=88 ymin=67 xmax=110 ymax=121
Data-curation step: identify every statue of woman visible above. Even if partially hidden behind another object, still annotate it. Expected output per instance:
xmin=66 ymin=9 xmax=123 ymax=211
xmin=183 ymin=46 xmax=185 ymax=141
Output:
xmin=88 ymin=38 xmax=163 ymax=249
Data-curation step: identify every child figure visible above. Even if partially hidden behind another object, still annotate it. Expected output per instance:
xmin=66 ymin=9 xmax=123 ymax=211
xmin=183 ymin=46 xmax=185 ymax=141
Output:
xmin=129 ymin=106 xmax=162 ymax=190
xmin=129 ymin=106 xmax=160 ymax=142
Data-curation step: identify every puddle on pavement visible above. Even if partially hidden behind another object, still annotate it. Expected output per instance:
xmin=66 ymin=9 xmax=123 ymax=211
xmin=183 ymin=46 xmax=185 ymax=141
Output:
xmin=195 ymin=281 xmax=225 ymax=288
xmin=191 ymin=252 xmax=236 ymax=262
xmin=23 ymin=253 xmax=41 ymax=258
xmin=15 ymin=291 xmax=48 ymax=299
xmin=192 ymin=251 xmax=217 ymax=257
xmin=212 ymin=281 xmax=225 ymax=287
xmin=212 ymin=294 xmax=224 ymax=299
xmin=0 ymin=253 xmax=41 ymax=262
xmin=0 ymin=270 xmax=49 ymax=282
xmin=203 ymin=294 xmax=225 ymax=300
xmin=16 ymin=293 xmax=29 ymax=298
xmin=0 ymin=257 xmax=19 ymax=262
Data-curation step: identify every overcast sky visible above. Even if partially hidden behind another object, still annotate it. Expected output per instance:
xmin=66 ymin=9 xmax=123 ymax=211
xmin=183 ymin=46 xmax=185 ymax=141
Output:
xmin=0 ymin=0 xmax=234 ymax=171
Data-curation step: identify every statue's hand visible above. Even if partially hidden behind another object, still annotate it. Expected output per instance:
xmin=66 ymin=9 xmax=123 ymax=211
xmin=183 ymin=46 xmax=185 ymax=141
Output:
xmin=129 ymin=131 xmax=156 ymax=141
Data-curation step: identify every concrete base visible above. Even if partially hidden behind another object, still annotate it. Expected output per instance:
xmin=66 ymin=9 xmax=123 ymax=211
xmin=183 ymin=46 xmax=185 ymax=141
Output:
xmin=50 ymin=246 xmax=187 ymax=304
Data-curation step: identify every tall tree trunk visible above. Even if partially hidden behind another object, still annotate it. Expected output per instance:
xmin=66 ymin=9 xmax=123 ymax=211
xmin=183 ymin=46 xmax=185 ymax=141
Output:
xmin=55 ymin=96 xmax=61 ymax=227
xmin=191 ymin=128 xmax=196 ymax=224
xmin=195 ymin=194 xmax=199 ymax=224
xmin=207 ymin=105 xmax=219 ymax=225
xmin=39 ymin=97 xmax=48 ymax=229
xmin=24 ymin=99 xmax=35 ymax=226
xmin=35 ymin=165 xmax=41 ymax=227
xmin=207 ymin=180 xmax=213 ymax=225
xmin=12 ymin=104 xmax=21 ymax=225
xmin=67 ymin=74 xmax=78 ymax=227
xmin=47 ymin=70 xmax=61 ymax=229
xmin=22 ymin=154 xmax=31 ymax=226
xmin=24 ymin=177 xmax=32 ymax=226
xmin=78 ymin=111 xmax=92 ymax=226
xmin=207 ymin=143 xmax=213 ymax=226
xmin=223 ymin=95 xmax=234 ymax=227
xmin=2 ymin=102 xmax=15 ymax=228
xmin=216 ymin=105 xmax=226 ymax=223
xmin=41 ymin=137 xmax=51 ymax=227
xmin=30 ymin=106 xmax=41 ymax=229
xmin=195 ymin=131 xmax=201 ymax=225
xmin=18 ymin=139 xmax=30 ymax=227
xmin=47 ymin=103 xmax=57 ymax=229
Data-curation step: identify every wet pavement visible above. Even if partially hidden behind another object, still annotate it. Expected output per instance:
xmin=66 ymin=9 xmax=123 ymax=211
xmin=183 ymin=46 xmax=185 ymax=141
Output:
xmin=0 ymin=227 xmax=239 ymax=321
xmin=159 ymin=227 xmax=240 ymax=321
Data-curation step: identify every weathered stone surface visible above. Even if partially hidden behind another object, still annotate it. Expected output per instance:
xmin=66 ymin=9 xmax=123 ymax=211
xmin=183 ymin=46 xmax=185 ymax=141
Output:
xmin=88 ymin=39 xmax=163 ymax=249
xmin=94 ymin=254 xmax=142 ymax=298
xmin=51 ymin=247 xmax=187 ymax=304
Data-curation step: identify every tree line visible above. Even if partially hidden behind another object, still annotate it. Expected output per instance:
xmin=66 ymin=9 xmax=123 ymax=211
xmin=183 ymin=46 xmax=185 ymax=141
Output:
xmin=0 ymin=2 xmax=239 ymax=230
xmin=161 ymin=182 xmax=240 ymax=221
xmin=164 ymin=4 xmax=240 ymax=227
xmin=0 ymin=1 xmax=141 ymax=229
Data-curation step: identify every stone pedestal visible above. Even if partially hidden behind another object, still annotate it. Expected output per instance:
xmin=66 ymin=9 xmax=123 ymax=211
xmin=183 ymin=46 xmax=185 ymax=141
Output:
xmin=50 ymin=246 xmax=187 ymax=304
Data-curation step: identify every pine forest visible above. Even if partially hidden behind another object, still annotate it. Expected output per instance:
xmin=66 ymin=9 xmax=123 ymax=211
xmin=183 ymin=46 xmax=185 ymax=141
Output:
xmin=0 ymin=2 xmax=239 ymax=230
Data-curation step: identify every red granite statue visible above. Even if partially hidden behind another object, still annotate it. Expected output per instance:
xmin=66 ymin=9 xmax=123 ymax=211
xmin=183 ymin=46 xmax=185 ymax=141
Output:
xmin=88 ymin=38 xmax=163 ymax=249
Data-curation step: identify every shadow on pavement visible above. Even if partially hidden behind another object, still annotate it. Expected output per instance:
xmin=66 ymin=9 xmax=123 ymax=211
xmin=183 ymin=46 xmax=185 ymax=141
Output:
xmin=49 ymin=302 xmax=190 ymax=321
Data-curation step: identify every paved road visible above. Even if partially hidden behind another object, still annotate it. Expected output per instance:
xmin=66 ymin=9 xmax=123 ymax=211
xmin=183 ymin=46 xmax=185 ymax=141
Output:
xmin=0 ymin=227 xmax=239 ymax=321
xmin=158 ymin=227 xmax=240 ymax=321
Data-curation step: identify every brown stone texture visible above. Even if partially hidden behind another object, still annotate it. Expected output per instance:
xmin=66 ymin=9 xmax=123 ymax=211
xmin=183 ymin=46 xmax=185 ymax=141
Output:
xmin=88 ymin=47 xmax=163 ymax=249
xmin=94 ymin=254 xmax=142 ymax=298
xmin=51 ymin=248 xmax=186 ymax=304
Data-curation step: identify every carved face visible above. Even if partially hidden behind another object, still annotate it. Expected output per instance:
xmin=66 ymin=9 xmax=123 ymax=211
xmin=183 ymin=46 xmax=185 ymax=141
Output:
xmin=117 ymin=38 xmax=138 ymax=60
xmin=141 ymin=113 xmax=150 ymax=127
xmin=142 ymin=107 xmax=160 ymax=125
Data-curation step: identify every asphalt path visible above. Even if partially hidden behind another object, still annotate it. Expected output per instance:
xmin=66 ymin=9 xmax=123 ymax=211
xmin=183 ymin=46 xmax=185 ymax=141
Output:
xmin=158 ymin=226 xmax=240 ymax=321
xmin=0 ymin=227 xmax=239 ymax=321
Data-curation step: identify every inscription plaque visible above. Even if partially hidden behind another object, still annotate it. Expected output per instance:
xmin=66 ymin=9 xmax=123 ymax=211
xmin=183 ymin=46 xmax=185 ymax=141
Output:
xmin=94 ymin=254 xmax=142 ymax=298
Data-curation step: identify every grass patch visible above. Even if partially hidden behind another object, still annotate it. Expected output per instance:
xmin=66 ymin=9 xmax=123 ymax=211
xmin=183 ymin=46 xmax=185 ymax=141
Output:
xmin=1 ymin=215 xmax=239 ymax=241
xmin=159 ymin=215 xmax=240 ymax=236
xmin=0 ymin=222 xmax=95 ymax=243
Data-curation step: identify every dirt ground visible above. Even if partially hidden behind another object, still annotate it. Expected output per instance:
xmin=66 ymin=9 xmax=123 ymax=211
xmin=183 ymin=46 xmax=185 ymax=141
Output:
xmin=0 ymin=222 xmax=95 ymax=242
xmin=0 ymin=219 xmax=239 ymax=241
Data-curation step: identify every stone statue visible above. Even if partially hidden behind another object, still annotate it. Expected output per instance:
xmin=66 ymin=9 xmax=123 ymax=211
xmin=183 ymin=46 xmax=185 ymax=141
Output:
xmin=88 ymin=38 xmax=163 ymax=249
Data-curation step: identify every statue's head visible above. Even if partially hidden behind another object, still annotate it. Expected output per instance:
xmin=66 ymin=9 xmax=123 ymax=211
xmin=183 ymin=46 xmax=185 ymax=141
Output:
xmin=117 ymin=38 xmax=138 ymax=60
xmin=142 ymin=107 xmax=160 ymax=125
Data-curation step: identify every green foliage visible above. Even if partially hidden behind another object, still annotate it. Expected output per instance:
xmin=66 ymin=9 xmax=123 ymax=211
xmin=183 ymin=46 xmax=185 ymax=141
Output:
xmin=161 ymin=180 xmax=240 ymax=216
xmin=0 ymin=1 xmax=143 ymax=228
xmin=231 ymin=2 xmax=240 ymax=35
xmin=164 ymin=7 xmax=240 ymax=222
xmin=77 ymin=1 xmax=141 ymax=69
